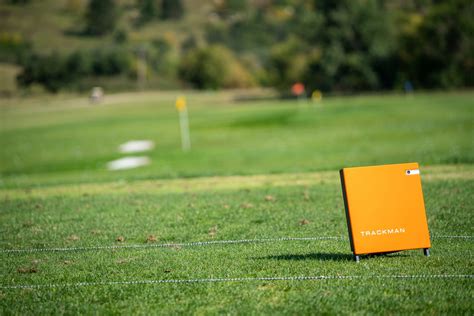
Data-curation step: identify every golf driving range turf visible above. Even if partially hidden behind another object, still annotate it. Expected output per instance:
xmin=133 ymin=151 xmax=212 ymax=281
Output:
xmin=0 ymin=91 xmax=473 ymax=314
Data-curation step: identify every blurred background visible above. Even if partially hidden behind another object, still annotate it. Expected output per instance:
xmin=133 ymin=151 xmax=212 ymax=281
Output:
xmin=0 ymin=0 xmax=472 ymax=188
xmin=0 ymin=0 xmax=472 ymax=94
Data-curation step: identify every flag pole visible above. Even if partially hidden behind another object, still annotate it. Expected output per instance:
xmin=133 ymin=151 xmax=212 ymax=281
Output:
xmin=176 ymin=96 xmax=191 ymax=152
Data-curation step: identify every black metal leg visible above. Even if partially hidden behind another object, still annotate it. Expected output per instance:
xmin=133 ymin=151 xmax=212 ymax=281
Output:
xmin=354 ymin=255 xmax=360 ymax=262
xmin=423 ymin=248 xmax=430 ymax=257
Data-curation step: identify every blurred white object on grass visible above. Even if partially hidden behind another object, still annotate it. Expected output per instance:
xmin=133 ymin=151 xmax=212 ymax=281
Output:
xmin=107 ymin=156 xmax=151 ymax=171
xmin=119 ymin=140 xmax=155 ymax=153
xmin=90 ymin=87 xmax=104 ymax=104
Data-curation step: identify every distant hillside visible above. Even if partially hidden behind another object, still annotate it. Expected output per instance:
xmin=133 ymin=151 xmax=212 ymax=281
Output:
xmin=0 ymin=0 xmax=211 ymax=52
xmin=0 ymin=0 xmax=213 ymax=94
xmin=0 ymin=0 xmax=471 ymax=95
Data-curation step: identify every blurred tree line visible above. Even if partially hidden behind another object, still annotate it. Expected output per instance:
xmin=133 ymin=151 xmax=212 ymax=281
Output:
xmin=2 ymin=0 xmax=472 ymax=93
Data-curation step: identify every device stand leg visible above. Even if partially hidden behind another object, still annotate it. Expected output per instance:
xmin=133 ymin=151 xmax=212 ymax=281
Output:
xmin=423 ymin=248 xmax=430 ymax=257
xmin=354 ymin=255 xmax=360 ymax=262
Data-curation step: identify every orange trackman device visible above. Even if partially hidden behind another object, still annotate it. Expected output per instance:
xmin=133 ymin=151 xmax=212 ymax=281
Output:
xmin=340 ymin=162 xmax=431 ymax=262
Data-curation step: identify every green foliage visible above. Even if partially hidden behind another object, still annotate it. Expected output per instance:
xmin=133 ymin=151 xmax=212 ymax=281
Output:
xmin=212 ymin=0 xmax=248 ymax=18
xmin=206 ymin=8 xmax=274 ymax=53
xmin=5 ymin=0 xmax=31 ymax=4
xmin=179 ymin=45 xmax=254 ymax=89
xmin=0 ymin=32 xmax=32 ymax=64
xmin=17 ymin=52 xmax=69 ymax=92
xmin=148 ymin=38 xmax=178 ymax=76
xmin=264 ymin=0 xmax=395 ymax=93
xmin=137 ymin=0 xmax=159 ymax=25
xmin=85 ymin=0 xmax=118 ymax=35
xmin=66 ymin=50 xmax=91 ymax=80
xmin=160 ymin=0 xmax=184 ymax=20
xmin=2 ymin=0 xmax=473 ymax=93
xmin=17 ymin=48 xmax=131 ymax=92
xmin=267 ymin=38 xmax=308 ymax=91
xmin=205 ymin=0 xmax=472 ymax=92
xmin=90 ymin=48 xmax=131 ymax=76
xmin=136 ymin=0 xmax=184 ymax=24
xmin=398 ymin=0 xmax=474 ymax=88
xmin=113 ymin=29 xmax=128 ymax=44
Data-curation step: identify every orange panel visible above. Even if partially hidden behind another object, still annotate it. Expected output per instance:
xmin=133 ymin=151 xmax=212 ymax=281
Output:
xmin=340 ymin=163 xmax=431 ymax=256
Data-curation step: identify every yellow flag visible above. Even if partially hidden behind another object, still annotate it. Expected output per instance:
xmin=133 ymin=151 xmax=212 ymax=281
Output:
xmin=312 ymin=90 xmax=322 ymax=102
xmin=175 ymin=96 xmax=187 ymax=112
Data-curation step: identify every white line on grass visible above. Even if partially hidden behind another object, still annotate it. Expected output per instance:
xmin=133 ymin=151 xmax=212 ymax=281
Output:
xmin=0 ymin=235 xmax=471 ymax=254
xmin=432 ymin=235 xmax=474 ymax=239
xmin=0 ymin=237 xmax=342 ymax=253
xmin=1 ymin=274 xmax=472 ymax=290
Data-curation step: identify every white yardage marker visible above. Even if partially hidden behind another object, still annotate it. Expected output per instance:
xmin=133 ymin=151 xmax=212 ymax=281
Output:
xmin=107 ymin=156 xmax=150 ymax=171
xmin=118 ymin=140 xmax=154 ymax=153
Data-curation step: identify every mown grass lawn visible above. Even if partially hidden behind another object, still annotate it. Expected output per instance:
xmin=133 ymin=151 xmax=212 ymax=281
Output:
xmin=0 ymin=91 xmax=473 ymax=314
xmin=1 ymin=91 xmax=472 ymax=188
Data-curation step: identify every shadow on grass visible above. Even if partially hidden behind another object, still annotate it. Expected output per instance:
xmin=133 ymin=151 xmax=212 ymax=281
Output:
xmin=230 ymin=110 xmax=298 ymax=128
xmin=254 ymin=253 xmax=353 ymax=262
xmin=254 ymin=251 xmax=408 ymax=262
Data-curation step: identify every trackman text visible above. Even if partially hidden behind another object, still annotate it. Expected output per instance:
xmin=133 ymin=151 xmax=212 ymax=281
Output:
xmin=360 ymin=228 xmax=406 ymax=237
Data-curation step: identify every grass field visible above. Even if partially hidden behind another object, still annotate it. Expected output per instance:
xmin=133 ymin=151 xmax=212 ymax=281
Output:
xmin=1 ymin=91 xmax=473 ymax=188
xmin=0 ymin=91 xmax=473 ymax=314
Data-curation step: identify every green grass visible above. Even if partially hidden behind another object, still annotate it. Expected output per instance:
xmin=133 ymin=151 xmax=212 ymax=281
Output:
xmin=0 ymin=166 xmax=473 ymax=314
xmin=1 ymin=91 xmax=473 ymax=188
xmin=0 ymin=91 xmax=473 ymax=314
